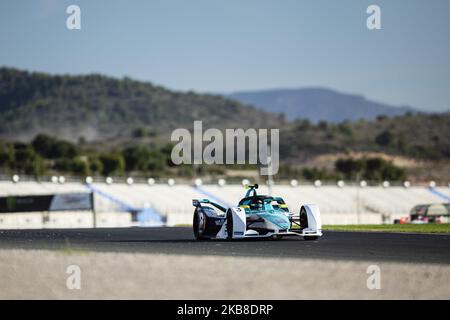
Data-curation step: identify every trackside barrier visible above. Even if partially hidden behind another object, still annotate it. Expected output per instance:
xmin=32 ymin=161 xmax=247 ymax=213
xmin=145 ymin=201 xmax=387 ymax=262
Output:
xmin=0 ymin=211 xmax=133 ymax=229
xmin=1 ymin=180 xmax=450 ymax=228
xmin=428 ymin=187 xmax=450 ymax=202
xmin=85 ymin=183 xmax=165 ymax=227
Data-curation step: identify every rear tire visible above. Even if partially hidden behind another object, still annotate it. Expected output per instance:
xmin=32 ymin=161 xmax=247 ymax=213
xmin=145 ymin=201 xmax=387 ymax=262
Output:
xmin=193 ymin=209 xmax=208 ymax=240
xmin=304 ymin=236 xmax=318 ymax=241
xmin=226 ymin=210 xmax=233 ymax=240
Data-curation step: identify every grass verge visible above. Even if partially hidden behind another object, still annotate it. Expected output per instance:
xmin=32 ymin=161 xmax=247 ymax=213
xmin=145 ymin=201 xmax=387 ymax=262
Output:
xmin=323 ymin=224 xmax=450 ymax=234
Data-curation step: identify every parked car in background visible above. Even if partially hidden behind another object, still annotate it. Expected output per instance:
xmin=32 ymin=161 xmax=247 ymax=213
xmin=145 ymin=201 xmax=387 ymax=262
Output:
xmin=395 ymin=203 xmax=450 ymax=224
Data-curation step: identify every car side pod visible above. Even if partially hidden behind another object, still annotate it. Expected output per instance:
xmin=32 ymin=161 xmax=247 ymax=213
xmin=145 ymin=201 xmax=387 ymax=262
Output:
xmin=224 ymin=207 xmax=247 ymax=239
xmin=213 ymin=206 xmax=246 ymax=240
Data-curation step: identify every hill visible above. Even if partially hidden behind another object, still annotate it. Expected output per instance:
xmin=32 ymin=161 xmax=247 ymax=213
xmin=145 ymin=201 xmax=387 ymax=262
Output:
xmin=0 ymin=67 xmax=448 ymax=179
xmin=0 ymin=65 xmax=448 ymax=181
xmin=227 ymin=87 xmax=417 ymax=122
xmin=280 ymin=114 xmax=450 ymax=162
xmin=0 ymin=67 xmax=284 ymax=141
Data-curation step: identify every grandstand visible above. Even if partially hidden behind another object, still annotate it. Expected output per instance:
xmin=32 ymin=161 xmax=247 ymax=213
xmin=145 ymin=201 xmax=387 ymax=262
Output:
xmin=0 ymin=178 xmax=449 ymax=229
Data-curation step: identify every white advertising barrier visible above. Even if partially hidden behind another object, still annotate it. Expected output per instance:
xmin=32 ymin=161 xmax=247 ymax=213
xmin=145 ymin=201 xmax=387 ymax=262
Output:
xmin=49 ymin=193 xmax=93 ymax=211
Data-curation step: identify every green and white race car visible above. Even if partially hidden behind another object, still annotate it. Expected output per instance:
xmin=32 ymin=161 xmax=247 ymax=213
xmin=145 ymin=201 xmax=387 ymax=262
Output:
xmin=192 ymin=184 xmax=322 ymax=241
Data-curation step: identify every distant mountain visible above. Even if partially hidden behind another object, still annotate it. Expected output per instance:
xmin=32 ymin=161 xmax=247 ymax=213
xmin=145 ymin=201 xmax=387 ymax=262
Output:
xmin=227 ymin=88 xmax=418 ymax=123
xmin=0 ymin=67 xmax=284 ymax=141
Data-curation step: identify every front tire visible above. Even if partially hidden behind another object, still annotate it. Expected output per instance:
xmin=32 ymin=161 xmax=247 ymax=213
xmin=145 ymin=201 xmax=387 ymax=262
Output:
xmin=226 ymin=210 xmax=233 ymax=240
xmin=299 ymin=206 xmax=308 ymax=229
xmin=304 ymin=236 xmax=318 ymax=241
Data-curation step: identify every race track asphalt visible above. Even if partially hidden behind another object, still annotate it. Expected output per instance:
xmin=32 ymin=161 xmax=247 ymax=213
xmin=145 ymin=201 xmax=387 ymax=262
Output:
xmin=0 ymin=227 xmax=449 ymax=264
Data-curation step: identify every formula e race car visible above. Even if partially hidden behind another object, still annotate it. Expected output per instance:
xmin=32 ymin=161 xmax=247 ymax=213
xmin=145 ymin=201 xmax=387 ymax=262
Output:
xmin=192 ymin=184 xmax=322 ymax=240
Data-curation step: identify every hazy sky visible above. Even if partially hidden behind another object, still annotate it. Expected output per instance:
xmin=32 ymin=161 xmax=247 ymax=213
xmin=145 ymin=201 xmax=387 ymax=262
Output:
xmin=0 ymin=0 xmax=449 ymax=111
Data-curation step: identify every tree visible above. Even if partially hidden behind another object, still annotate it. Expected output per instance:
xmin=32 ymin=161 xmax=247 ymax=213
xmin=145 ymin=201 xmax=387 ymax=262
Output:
xmin=12 ymin=145 xmax=46 ymax=176
xmin=99 ymin=153 xmax=125 ymax=176
xmin=318 ymin=121 xmax=328 ymax=129
xmin=0 ymin=143 xmax=14 ymax=169
xmin=364 ymin=157 xmax=405 ymax=181
xmin=335 ymin=159 xmax=365 ymax=179
xmin=71 ymin=158 xmax=90 ymax=176
xmin=31 ymin=134 xmax=53 ymax=157
xmin=146 ymin=149 xmax=167 ymax=172
xmin=55 ymin=157 xmax=90 ymax=176
xmin=32 ymin=134 xmax=78 ymax=159
xmin=122 ymin=145 xmax=170 ymax=173
xmin=302 ymin=168 xmax=337 ymax=181
xmin=335 ymin=157 xmax=406 ymax=182
xmin=337 ymin=122 xmax=353 ymax=137
xmin=122 ymin=145 xmax=152 ymax=171
xmin=375 ymin=130 xmax=394 ymax=147
xmin=89 ymin=157 xmax=103 ymax=175
xmin=131 ymin=128 xmax=146 ymax=138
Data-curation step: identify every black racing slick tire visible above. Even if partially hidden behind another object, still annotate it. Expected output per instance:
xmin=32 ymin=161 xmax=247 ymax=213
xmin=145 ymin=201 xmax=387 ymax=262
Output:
xmin=193 ymin=209 xmax=208 ymax=240
xmin=226 ymin=210 xmax=233 ymax=240
xmin=299 ymin=206 xmax=308 ymax=229
xmin=300 ymin=206 xmax=318 ymax=241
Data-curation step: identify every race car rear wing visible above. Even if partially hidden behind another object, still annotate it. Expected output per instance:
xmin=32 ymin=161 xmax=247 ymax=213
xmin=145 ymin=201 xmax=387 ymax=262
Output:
xmin=192 ymin=199 xmax=227 ymax=213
